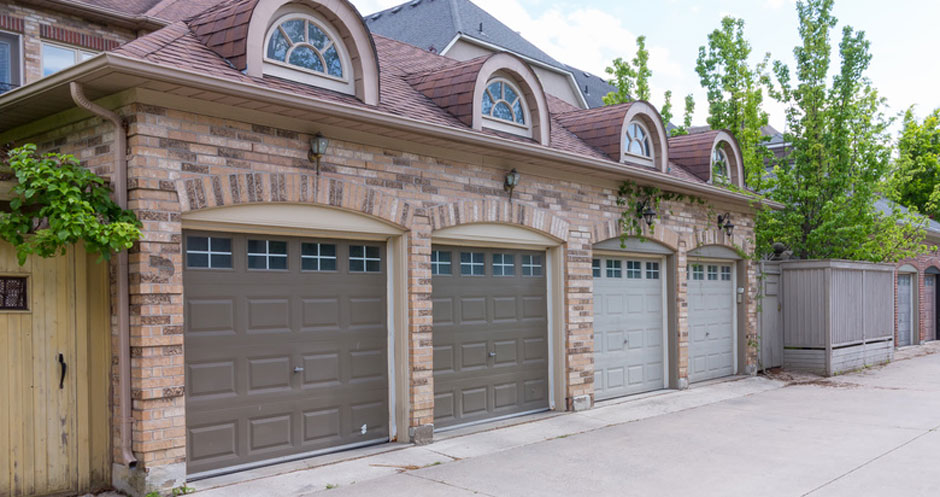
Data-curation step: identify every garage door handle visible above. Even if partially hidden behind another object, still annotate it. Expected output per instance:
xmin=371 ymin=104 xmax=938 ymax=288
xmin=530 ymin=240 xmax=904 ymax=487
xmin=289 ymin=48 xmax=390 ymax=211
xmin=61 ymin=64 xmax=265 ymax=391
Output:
xmin=293 ymin=367 xmax=305 ymax=373
xmin=488 ymin=352 xmax=496 ymax=357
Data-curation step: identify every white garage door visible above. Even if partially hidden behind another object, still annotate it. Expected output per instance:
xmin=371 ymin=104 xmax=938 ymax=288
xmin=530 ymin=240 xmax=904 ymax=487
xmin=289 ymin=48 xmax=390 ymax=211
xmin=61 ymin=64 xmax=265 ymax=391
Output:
xmin=593 ymin=256 xmax=665 ymax=399
xmin=687 ymin=262 xmax=735 ymax=383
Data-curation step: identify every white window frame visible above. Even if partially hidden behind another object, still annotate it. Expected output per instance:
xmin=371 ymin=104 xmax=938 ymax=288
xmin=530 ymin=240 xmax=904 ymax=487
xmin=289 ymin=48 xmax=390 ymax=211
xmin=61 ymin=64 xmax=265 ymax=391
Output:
xmin=247 ymin=239 xmax=289 ymax=270
xmin=711 ymin=145 xmax=730 ymax=184
xmin=522 ymin=254 xmax=543 ymax=276
xmin=492 ymin=253 xmax=515 ymax=276
xmin=40 ymin=41 xmax=96 ymax=78
xmin=349 ymin=245 xmax=382 ymax=273
xmin=300 ymin=242 xmax=337 ymax=272
xmin=481 ymin=76 xmax=533 ymax=138
xmin=626 ymin=260 xmax=643 ymax=279
xmin=186 ymin=236 xmax=233 ymax=270
xmin=431 ymin=250 xmax=452 ymax=276
xmin=262 ymin=11 xmax=355 ymax=95
xmin=460 ymin=252 xmax=485 ymax=276
xmin=606 ymin=259 xmax=622 ymax=278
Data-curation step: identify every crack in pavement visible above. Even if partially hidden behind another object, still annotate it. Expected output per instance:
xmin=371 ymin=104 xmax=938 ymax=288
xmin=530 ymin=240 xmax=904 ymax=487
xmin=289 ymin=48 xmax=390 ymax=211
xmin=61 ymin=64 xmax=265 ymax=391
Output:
xmin=405 ymin=472 xmax=500 ymax=497
xmin=801 ymin=423 xmax=940 ymax=496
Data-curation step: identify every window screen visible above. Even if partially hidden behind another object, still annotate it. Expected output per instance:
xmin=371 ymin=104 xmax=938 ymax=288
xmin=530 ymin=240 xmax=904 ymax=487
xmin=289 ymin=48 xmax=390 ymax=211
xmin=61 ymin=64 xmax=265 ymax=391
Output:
xmin=0 ymin=276 xmax=27 ymax=310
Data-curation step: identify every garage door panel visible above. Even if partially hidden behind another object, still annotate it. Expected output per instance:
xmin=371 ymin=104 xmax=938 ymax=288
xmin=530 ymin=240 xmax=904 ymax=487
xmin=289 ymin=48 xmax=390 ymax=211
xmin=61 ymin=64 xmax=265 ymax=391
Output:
xmin=593 ymin=256 xmax=665 ymax=400
xmin=432 ymin=245 xmax=549 ymax=428
xmin=247 ymin=356 xmax=292 ymax=393
xmin=523 ymin=378 xmax=547 ymax=403
xmin=185 ymin=232 xmax=388 ymax=476
xmin=687 ymin=263 xmax=735 ymax=383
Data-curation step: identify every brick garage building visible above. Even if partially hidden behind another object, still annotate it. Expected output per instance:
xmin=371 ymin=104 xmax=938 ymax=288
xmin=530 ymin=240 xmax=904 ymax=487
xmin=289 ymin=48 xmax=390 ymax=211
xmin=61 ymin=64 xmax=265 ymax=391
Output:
xmin=892 ymin=214 xmax=940 ymax=348
xmin=1 ymin=0 xmax=767 ymax=495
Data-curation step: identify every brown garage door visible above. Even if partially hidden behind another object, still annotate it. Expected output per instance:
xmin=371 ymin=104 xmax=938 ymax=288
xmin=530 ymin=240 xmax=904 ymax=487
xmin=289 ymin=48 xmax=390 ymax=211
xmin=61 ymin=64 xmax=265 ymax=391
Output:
xmin=183 ymin=231 xmax=388 ymax=476
xmin=431 ymin=245 xmax=549 ymax=429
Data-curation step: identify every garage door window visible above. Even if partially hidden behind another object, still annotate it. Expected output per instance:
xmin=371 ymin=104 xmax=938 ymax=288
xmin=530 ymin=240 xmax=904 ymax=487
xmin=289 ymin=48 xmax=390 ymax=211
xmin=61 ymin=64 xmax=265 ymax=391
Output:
xmin=522 ymin=254 xmax=543 ymax=276
xmin=460 ymin=252 xmax=485 ymax=276
xmin=0 ymin=276 xmax=28 ymax=310
xmin=248 ymin=239 xmax=288 ymax=270
xmin=707 ymin=265 xmax=719 ymax=281
xmin=592 ymin=258 xmax=601 ymax=277
xmin=688 ymin=264 xmax=704 ymax=281
xmin=431 ymin=250 xmax=452 ymax=275
xmin=186 ymin=236 xmax=233 ymax=269
xmin=606 ymin=260 xmax=622 ymax=278
xmin=301 ymin=242 xmax=336 ymax=271
xmin=349 ymin=245 xmax=381 ymax=272
xmin=646 ymin=262 xmax=660 ymax=279
xmin=626 ymin=261 xmax=642 ymax=279
xmin=721 ymin=266 xmax=732 ymax=281
xmin=492 ymin=253 xmax=515 ymax=276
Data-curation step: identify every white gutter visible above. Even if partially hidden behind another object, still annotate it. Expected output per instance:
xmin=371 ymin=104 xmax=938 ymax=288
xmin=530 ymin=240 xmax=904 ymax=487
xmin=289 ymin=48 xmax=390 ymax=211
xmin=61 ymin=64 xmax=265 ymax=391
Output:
xmin=0 ymin=53 xmax=780 ymax=209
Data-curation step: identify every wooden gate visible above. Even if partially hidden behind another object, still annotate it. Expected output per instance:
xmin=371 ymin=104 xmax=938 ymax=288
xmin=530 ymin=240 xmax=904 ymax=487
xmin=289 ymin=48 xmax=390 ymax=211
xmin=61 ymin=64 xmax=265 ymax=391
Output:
xmin=758 ymin=261 xmax=783 ymax=370
xmin=0 ymin=242 xmax=111 ymax=497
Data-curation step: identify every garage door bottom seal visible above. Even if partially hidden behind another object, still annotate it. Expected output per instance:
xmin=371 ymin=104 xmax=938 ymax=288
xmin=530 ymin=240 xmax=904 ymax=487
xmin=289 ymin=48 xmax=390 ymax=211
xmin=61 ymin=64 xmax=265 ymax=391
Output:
xmin=435 ymin=408 xmax=551 ymax=434
xmin=187 ymin=437 xmax=390 ymax=481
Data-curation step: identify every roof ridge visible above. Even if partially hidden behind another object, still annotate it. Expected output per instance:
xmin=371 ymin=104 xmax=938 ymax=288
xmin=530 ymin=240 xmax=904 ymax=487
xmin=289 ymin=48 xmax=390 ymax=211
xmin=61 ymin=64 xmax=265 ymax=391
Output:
xmin=449 ymin=0 xmax=464 ymax=33
xmin=115 ymin=21 xmax=191 ymax=57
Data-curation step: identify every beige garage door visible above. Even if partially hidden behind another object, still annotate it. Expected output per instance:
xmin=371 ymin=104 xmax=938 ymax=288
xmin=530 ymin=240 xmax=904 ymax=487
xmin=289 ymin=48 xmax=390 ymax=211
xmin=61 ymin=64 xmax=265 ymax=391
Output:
xmin=431 ymin=245 xmax=549 ymax=429
xmin=184 ymin=231 xmax=388 ymax=477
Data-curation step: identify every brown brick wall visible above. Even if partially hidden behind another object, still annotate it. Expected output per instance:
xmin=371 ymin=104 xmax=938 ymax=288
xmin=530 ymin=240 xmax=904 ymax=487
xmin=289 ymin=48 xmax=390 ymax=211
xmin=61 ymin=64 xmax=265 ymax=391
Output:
xmin=19 ymin=99 xmax=759 ymax=472
xmin=0 ymin=1 xmax=135 ymax=86
xmin=894 ymin=248 xmax=940 ymax=345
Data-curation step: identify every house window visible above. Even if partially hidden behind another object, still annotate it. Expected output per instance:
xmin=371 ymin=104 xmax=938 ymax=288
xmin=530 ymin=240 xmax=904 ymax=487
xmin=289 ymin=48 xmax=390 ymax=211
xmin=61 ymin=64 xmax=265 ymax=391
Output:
xmin=721 ymin=265 xmax=732 ymax=281
xmin=606 ymin=260 xmax=622 ymax=278
xmin=266 ymin=15 xmax=344 ymax=78
xmin=592 ymin=258 xmax=601 ymax=278
xmin=41 ymin=42 xmax=95 ymax=77
xmin=460 ymin=252 xmax=485 ymax=276
xmin=522 ymin=255 xmax=543 ymax=276
xmin=625 ymin=122 xmax=652 ymax=159
xmin=248 ymin=239 xmax=288 ymax=270
xmin=186 ymin=236 xmax=233 ymax=269
xmin=481 ymin=77 xmax=531 ymax=137
xmin=431 ymin=250 xmax=451 ymax=275
xmin=349 ymin=245 xmax=381 ymax=273
xmin=0 ymin=276 xmax=27 ymax=310
xmin=707 ymin=265 xmax=719 ymax=281
xmin=301 ymin=242 xmax=336 ymax=271
xmin=646 ymin=262 xmax=660 ymax=280
xmin=492 ymin=253 xmax=515 ymax=276
xmin=626 ymin=260 xmax=642 ymax=279
xmin=0 ymin=31 xmax=21 ymax=94
xmin=712 ymin=145 xmax=730 ymax=182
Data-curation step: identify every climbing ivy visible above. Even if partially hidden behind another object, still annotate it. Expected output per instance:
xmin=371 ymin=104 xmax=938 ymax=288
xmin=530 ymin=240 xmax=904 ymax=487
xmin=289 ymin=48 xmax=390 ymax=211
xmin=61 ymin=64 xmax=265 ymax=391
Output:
xmin=616 ymin=180 xmax=709 ymax=241
xmin=0 ymin=144 xmax=141 ymax=264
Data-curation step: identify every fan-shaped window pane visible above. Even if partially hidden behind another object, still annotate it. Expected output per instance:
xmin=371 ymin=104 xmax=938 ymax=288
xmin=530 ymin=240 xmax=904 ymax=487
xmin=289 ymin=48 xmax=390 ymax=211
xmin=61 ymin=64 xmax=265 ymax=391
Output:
xmin=307 ymin=24 xmax=329 ymax=50
xmin=493 ymin=102 xmax=513 ymax=120
xmin=289 ymin=45 xmax=324 ymax=71
xmin=482 ymin=91 xmax=494 ymax=114
xmin=265 ymin=17 xmax=344 ymax=79
xmin=323 ymin=45 xmax=342 ymax=77
xmin=488 ymin=81 xmax=502 ymax=98
xmin=512 ymin=100 xmax=525 ymax=124
xmin=282 ymin=19 xmax=305 ymax=43
xmin=267 ymin=30 xmax=290 ymax=61
xmin=625 ymin=122 xmax=652 ymax=159
xmin=504 ymin=84 xmax=518 ymax=103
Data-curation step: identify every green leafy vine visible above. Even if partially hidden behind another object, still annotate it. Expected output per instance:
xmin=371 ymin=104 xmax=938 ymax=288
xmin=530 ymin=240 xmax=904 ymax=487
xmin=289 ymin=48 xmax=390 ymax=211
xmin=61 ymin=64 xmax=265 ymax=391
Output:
xmin=616 ymin=180 xmax=709 ymax=241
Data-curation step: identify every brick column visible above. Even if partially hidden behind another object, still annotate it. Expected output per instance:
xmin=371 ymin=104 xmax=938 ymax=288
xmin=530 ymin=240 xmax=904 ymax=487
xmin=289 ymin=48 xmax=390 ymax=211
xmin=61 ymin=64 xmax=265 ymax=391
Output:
xmin=407 ymin=214 xmax=434 ymax=443
xmin=565 ymin=229 xmax=594 ymax=410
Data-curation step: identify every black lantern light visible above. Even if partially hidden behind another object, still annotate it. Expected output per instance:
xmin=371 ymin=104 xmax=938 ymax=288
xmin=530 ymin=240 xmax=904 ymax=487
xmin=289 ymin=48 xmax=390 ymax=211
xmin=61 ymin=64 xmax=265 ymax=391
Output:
xmin=717 ymin=212 xmax=735 ymax=236
xmin=308 ymin=132 xmax=330 ymax=175
xmin=504 ymin=168 xmax=521 ymax=201
xmin=641 ymin=200 xmax=657 ymax=227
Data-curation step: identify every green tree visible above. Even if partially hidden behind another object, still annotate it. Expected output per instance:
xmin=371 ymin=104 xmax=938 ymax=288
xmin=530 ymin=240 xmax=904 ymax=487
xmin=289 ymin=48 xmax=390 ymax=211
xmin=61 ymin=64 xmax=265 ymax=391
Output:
xmin=0 ymin=144 xmax=142 ymax=264
xmin=605 ymin=36 xmax=695 ymax=133
xmin=695 ymin=16 xmax=772 ymax=190
xmin=760 ymin=0 xmax=926 ymax=262
xmin=888 ymin=107 xmax=940 ymax=218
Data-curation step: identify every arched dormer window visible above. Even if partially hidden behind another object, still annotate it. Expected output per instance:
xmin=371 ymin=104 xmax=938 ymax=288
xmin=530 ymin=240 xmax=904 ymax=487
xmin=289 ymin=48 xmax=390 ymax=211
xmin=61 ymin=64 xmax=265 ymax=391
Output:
xmin=481 ymin=77 xmax=531 ymax=137
xmin=625 ymin=121 xmax=652 ymax=159
xmin=712 ymin=144 xmax=730 ymax=183
xmin=262 ymin=12 xmax=355 ymax=96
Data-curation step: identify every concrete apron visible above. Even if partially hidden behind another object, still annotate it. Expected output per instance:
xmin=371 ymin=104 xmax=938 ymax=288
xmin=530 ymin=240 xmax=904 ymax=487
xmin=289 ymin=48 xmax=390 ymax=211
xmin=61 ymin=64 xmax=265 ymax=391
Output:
xmin=189 ymin=376 xmax=782 ymax=497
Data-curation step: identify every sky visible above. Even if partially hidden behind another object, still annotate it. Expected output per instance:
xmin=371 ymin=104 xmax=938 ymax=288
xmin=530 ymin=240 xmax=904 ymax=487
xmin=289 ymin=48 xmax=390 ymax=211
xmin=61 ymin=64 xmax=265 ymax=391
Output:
xmin=350 ymin=0 xmax=940 ymax=135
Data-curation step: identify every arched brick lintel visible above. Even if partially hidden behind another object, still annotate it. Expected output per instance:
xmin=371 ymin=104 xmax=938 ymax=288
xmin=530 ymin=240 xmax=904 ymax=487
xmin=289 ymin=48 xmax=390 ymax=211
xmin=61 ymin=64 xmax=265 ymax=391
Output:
xmin=590 ymin=218 xmax=681 ymax=252
xmin=428 ymin=198 xmax=570 ymax=242
xmin=176 ymin=172 xmax=418 ymax=229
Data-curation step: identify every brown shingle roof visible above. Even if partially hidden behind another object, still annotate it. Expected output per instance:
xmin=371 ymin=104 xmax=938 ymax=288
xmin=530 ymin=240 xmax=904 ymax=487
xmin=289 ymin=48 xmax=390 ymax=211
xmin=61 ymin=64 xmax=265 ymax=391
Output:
xmin=74 ymin=0 xmax=224 ymax=22
xmin=668 ymin=130 xmax=720 ymax=182
xmin=111 ymin=4 xmax=719 ymax=186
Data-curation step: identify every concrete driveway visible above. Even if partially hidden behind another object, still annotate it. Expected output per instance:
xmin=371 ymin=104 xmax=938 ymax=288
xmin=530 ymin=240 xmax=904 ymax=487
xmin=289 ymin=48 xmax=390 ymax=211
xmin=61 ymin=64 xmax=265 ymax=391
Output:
xmin=192 ymin=345 xmax=940 ymax=497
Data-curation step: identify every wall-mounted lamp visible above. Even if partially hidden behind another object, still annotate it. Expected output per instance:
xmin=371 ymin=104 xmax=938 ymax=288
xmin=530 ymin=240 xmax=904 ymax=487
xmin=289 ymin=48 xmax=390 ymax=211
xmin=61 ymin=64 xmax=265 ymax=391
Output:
xmin=717 ymin=212 xmax=735 ymax=236
xmin=308 ymin=132 xmax=330 ymax=175
xmin=641 ymin=199 xmax=657 ymax=227
xmin=504 ymin=168 xmax=521 ymax=201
